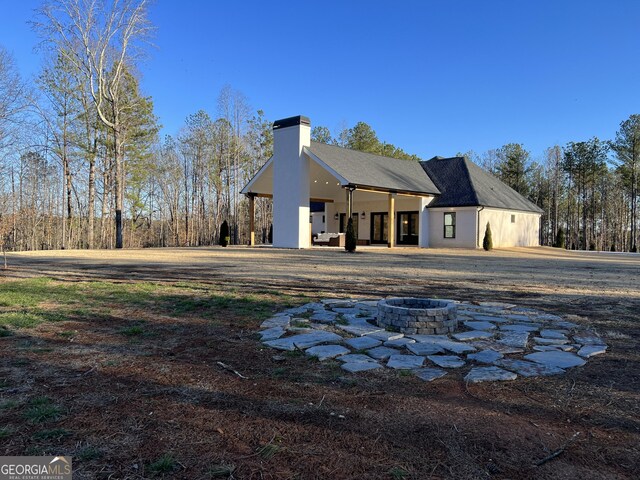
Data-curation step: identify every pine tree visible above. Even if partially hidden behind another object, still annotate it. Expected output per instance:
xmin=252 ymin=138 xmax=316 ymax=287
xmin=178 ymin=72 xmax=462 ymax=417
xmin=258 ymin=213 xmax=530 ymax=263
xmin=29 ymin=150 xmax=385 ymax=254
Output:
xmin=495 ymin=143 xmax=531 ymax=196
xmin=482 ymin=222 xmax=493 ymax=251
xmin=219 ymin=220 xmax=230 ymax=247
xmin=345 ymin=217 xmax=357 ymax=253
xmin=610 ymin=115 xmax=640 ymax=252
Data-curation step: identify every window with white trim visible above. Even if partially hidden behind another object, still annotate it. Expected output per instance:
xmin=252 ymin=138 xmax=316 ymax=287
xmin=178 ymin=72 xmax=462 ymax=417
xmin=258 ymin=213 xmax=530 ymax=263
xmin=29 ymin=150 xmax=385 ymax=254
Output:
xmin=444 ymin=212 xmax=456 ymax=238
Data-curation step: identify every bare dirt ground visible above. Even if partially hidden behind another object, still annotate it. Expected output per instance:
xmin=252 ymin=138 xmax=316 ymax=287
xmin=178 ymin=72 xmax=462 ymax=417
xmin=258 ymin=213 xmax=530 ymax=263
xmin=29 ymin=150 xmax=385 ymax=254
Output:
xmin=1 ymin=246 xmax=639 ymax=479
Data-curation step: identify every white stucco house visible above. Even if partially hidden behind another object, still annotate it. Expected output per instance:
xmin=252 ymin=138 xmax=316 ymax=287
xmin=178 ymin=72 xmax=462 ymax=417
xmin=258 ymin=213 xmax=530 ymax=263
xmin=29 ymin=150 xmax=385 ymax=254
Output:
xmin=241 ymin=115 xmax=542 ymax=249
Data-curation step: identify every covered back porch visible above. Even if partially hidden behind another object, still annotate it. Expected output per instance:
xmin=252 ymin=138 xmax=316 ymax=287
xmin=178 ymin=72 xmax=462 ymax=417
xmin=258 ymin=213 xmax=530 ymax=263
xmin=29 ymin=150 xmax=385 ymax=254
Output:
xmin=241 ymin=115 xmax=440 ymax=249
xmin=243 ymin=146 xmax=435 ymax=248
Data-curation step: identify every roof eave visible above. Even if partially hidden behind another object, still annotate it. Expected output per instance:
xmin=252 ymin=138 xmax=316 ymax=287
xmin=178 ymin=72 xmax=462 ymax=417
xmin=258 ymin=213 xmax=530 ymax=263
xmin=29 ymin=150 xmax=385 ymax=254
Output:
xmin=303 ymin=146 xmax=349 ymax=186
xmin=240 ymin=156 xmax=273 ymax=195
xmin=428 ymin=202 xmax=543 ymax=214
xmin=348 ymin=183 xmax=440 ymax=197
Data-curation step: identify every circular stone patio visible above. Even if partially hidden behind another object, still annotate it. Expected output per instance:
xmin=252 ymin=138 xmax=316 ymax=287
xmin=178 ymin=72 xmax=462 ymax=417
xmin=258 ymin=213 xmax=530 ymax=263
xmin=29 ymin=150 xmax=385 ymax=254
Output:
xmin=258 ymin=298 xmax=608 ymax=382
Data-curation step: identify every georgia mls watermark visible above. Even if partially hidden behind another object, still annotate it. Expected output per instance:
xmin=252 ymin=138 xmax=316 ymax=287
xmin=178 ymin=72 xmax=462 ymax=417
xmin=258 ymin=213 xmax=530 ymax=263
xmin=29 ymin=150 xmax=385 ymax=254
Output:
xmin=0 ymin=456 xmax=72 ymax=480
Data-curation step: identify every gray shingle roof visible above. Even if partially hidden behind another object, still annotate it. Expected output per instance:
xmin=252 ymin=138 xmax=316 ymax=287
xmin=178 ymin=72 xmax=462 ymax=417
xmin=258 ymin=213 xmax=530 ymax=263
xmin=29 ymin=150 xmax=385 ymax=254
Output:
xmin=307 ymin=141 xmax=440 ymax=195
xmin=420 ymin=156 xmax=544 ymax=213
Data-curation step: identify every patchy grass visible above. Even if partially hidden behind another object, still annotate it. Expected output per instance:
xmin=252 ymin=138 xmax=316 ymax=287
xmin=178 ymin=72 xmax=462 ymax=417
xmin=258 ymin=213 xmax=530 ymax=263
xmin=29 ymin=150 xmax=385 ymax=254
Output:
xmin=208 ymin=464 xmax=236 ymax=478
xmin=290 ymin=319 xmax=310 ymax=328
xmin=57 ymin=330 xmax=76 ymax=338
xmin=0 ymin=427 xmax=12 ymax=439
xmin=24 ymin=397 xmax=62 ymax=424
xmin=118 ymin=325 xmax=145 ymax=337
xmin=0 ymin=312 xmax=62 ymax=329
xmin=256 ymin=440 xmax=281 ymax=460
xmin=284 ymin=350 xmax=304 ymax=358
xmin=0 ymin=326 xmax=13 ymax=337
xmin=0 ymin=277 xmax=301 ymax=334
xmin=389 ymin=466 xmax=409 ymax=479
xmin=148 ymin=454 xmax=178 ymax=474
xmin=335 ymin=315 xmax=349 ymax=325
xmin=0 ymin=400 xmax=19 ymax=410
xmin=76 ymin=445 xmax=103 ymax=462
xmin=33 ymin=428 xmax=71 ymax=440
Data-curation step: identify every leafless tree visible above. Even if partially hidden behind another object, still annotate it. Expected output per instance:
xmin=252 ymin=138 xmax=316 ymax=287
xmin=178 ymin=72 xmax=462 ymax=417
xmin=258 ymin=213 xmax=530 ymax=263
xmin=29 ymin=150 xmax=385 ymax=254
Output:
xmin=34 ymin=0 xmax=153 ymax=248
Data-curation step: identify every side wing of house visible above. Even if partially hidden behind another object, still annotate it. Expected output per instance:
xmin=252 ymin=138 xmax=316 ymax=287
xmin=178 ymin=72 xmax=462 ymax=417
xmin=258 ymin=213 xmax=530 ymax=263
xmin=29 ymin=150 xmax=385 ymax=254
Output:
xmin=420 ymin=156 xmax=542 ymax=249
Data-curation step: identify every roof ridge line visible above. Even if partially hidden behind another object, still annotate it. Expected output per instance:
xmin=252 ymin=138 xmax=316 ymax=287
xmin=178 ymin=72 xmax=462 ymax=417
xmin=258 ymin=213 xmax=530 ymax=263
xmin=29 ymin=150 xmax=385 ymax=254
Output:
xmin=309 ymin=140 xmax=420 ymax=163
xmin=460 ymin=157 xmax=481 ymax=206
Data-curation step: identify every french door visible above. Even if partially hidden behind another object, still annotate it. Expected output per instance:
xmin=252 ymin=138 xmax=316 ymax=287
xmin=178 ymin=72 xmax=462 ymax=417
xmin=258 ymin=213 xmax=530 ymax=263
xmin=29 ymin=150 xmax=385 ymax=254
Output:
xmin=370 ymin=212 xmax=388 ymax=244
xmin=397 ymin=211 xmax=419 ymax=245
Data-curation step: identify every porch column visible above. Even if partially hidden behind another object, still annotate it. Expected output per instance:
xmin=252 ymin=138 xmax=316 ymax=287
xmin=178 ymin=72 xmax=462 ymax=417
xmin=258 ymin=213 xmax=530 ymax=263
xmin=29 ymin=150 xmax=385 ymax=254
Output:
xmin=248 ymin=194 xmax=255 ymax=246
xmin=346 ymin=188 xmax=354 ymax=220
xmin=388 ymin=193 xmax=396 ymax=248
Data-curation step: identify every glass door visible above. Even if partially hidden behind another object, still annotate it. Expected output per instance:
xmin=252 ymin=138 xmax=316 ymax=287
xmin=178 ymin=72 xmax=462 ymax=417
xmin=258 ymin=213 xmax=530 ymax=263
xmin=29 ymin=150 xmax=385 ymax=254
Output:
xmin=370 ymin=212 xmax=388 ymax=244
xmin=397 ymin=211 xmax=419 ymax=245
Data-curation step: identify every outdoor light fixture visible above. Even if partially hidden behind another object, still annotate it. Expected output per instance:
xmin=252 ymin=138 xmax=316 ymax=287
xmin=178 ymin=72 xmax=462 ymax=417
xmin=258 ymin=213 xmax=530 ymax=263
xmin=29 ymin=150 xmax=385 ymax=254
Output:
xmin=361 ymin=211 xmax=366 ymax=219
xmin=334 ymin=213 xmax=339 ymax=220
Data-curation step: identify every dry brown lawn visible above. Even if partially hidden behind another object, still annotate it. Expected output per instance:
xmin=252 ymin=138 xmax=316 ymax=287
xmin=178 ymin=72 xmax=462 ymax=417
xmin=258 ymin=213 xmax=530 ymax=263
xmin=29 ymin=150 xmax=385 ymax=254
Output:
xmin=0 ymin=246 xmax=638 ymax=479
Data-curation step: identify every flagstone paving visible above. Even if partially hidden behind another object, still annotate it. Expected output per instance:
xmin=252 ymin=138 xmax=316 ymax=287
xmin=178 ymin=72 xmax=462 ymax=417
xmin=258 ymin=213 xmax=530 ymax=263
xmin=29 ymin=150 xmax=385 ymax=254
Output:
xmin=387 ymin=354 xmax=425 ymax=369
xmin=427 ymin=355 xmax=466 ymax=368
xmin=406 ymin=342 xmax=445 ymax=356
xmin=414 ymin=367 xmax=448 ymax=382
xmin=384 ymin=337 xmax=416 ymax=347
xmin=452 ymin=330 xmax=494 ymax=341
xmin=345 ymin=336 xmax=382 ymax=350
xmin=367 ymin=346 xmax=401 ymax=361
xmin=465 ymin=366 xmax=517 ymax=383
xmin=259 ymin=326 xmax=286 ymax=341
xmin=305 ymin=345 xmax=350 ymax=361
xmin=463 ymin=320 xmax=496 ymax=331
xmin=495 ymin=358 xmax=565 ymax=377
xmin=577 ymin=344 xmax=607 ymax=358
xmin=258 ymin=297 xmax=607 ymax=383
xmin=467 ymin=349 xmax=503 ymax=364
xmin=524 ymin=351 xmax=587 ymax=369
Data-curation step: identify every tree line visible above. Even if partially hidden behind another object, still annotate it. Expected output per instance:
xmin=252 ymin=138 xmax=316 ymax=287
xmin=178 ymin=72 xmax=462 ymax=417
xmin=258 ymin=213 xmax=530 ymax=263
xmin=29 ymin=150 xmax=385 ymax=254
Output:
xmin=459 ymin=122 xmax=639 ymax=252
xmin=0 ymin=0 xmax=637 ymax=253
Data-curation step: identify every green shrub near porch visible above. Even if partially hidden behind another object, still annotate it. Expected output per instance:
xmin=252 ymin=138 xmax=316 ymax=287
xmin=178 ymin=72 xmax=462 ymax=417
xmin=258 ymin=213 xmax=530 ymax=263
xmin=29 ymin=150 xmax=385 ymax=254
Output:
xmin=345 ymin=218 xmax=357 ymax=253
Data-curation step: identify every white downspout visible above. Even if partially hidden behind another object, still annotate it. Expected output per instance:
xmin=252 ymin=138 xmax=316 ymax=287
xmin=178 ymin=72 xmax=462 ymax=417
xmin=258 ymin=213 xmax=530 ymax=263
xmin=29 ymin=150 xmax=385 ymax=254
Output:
xmin=477 ymin=206 xmax=485 ymax=248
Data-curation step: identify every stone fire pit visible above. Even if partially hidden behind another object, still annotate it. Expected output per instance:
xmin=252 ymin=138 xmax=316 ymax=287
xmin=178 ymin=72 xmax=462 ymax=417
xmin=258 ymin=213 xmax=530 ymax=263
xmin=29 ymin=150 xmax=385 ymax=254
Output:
xmin=377 ymin=298 xmax=458 ymax=335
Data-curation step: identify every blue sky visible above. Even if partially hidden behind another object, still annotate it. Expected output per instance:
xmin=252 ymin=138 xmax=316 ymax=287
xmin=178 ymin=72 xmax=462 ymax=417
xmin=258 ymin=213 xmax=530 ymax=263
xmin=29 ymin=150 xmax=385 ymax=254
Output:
xmin=1 ymin=0 xmax=639 ymax=161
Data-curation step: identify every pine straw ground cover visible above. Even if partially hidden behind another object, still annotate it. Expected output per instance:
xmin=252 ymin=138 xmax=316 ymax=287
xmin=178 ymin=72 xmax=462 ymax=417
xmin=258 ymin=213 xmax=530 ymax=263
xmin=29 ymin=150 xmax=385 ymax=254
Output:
xmin=0 ymin=247 xmax=639 ymax=479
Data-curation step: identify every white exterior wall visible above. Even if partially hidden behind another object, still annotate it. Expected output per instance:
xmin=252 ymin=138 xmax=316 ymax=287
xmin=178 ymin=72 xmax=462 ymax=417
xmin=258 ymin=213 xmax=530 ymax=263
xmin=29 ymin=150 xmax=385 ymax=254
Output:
xmin=419 ymin=196 xmax=434 ymax=247
xmin=311 ymin=211 xmax=326 ymax=235
xmin=479 ymin=208 xmax=540 ymax=247
xmin=272 ymin=121 xmax=311 ymax=248
xmin=428 ymin=207 xmax=479 ymax=248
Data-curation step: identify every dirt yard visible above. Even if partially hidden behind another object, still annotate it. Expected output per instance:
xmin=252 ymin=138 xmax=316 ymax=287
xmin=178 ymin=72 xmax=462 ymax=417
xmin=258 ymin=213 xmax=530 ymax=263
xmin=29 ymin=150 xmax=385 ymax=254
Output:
xmin=1 ymin=246 xmax=639 ymax=479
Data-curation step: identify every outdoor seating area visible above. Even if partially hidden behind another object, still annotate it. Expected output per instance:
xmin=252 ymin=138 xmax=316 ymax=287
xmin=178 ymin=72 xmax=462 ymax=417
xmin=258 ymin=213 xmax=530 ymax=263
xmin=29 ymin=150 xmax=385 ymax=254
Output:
xmin=312 ymin=232 xmax=345 ymax=247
